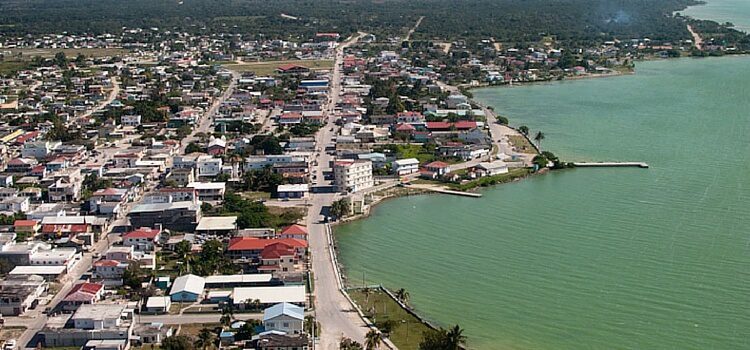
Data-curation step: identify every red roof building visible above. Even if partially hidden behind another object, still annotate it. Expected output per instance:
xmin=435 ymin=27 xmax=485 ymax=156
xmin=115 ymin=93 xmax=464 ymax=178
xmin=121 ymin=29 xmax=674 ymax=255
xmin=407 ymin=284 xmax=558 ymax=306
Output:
xmin=62 ymin=282 xmax=104 ymax=310
xmin=228 ymin=237 xmax=308 ymax=259
xmin=278 ymin=224 xmax=308 ymax=240
xmin=123 ymin=227 xmax=161 ymax=251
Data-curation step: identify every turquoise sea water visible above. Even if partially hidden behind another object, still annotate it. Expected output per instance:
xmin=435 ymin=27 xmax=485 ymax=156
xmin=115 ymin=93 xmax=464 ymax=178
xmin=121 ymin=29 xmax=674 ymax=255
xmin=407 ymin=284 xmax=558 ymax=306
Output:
xmin=682 ymin=0 xmax=750 ymax=32
xmin=335 ymin=56 xmax=750 ymax=349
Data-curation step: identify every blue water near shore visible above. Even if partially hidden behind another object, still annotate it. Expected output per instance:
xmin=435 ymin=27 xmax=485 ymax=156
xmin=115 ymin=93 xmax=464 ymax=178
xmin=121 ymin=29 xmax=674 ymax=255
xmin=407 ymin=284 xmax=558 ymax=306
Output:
xmin=336 ymin=56 xmax=750 ymax=349
xmin=681 ymin=0 xmax=750 ymax=32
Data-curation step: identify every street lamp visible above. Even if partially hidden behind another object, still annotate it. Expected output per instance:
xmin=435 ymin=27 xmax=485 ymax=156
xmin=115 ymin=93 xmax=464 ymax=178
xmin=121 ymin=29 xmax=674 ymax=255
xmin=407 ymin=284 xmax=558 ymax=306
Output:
xmin=401 ymin=319 xmax=409 ymax=343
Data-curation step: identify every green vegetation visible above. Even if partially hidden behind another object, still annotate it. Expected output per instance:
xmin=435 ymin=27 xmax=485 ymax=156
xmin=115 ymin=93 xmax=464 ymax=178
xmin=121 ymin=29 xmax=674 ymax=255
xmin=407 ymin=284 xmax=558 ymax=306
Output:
xmin=0 ymin=0 xmax=721 ymax=48
xmin=350 ymin=288 xmax=433 ymax=350
xmin=508 ymin=135 xmax=537 ymax=154
xmin=210 ymin=192 xmax=303 ymax=229
xmin=448 ymin=168 xmax=532 ymax=192
xmin=418 ymin=325 xmax=467 ymax=350
xmin=375 ymin=144 xmax=436 ymax=164
xmin=224 ymin=59 xmax=333 ymax=75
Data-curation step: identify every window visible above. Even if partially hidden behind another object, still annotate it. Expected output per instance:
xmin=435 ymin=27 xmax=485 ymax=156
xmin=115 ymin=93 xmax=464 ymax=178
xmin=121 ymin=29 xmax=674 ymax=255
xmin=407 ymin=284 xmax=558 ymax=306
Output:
xmin=283 ymin=322 xmax=289 ymax=328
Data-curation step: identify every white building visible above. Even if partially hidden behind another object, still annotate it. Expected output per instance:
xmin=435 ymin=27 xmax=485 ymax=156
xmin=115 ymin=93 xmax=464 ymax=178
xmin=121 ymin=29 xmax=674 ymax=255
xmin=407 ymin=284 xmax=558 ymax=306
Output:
xmin=196 ymin=155 xmax=222 ymax=178
xmin=121 ymin=114 xmax=142 ymax=127
xmin=263 ymin=302 xmax=304 ymax=335
xmin=392 ymin=158 xmax=419 ymax=176
xmin=333 ymin=160 xmax=374 ymax=193
xmin=29 ymin=247 xmax=80 ymax=271
xmin=22 ymin=140 xmax=61 ymax=159
xmin=187 ymin=182 xmax=226 ymax=201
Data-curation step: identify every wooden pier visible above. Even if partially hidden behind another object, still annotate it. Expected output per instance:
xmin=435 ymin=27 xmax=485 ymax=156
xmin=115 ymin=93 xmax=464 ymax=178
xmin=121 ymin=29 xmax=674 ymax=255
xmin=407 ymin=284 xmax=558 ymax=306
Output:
xmin=573 ymin=162 xmax=649 ymax=168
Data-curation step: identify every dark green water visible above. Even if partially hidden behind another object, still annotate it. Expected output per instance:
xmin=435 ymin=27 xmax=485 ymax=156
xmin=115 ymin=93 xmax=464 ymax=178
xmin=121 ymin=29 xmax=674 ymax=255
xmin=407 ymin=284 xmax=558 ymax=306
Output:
xmin=335 ymin=57 xmax=750 ymax=349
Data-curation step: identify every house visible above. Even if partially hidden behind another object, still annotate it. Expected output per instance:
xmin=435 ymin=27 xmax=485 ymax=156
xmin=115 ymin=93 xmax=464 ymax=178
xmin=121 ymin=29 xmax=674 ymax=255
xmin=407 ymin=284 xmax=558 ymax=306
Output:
xmin=392 ymin=158 xmax=419 ymax=175
xmin=42 ymin=304 xmax=134 ymax=347
xmin=263 ymin=302 xmax=304 ymax=334
xmin=9 ymin=265 xmax=66 ymax=281
xmin=145 ymin=296 xmax=171 ymax=314
xmin=278 ymin=112 xmax=304 ymax=126
xmin=187 ymin=182 xmax=225 ymax=201
xmin=0 ymin=274 xmax=47 ymax=316
xmin=170 ymin=274 xmax=205 ymax=302
xmin=278 ymin=225 xmax=308 ymax=240
xmin=475 ymin=160 xmax=509 ymax=176
xmin=196 ymin=155 xmax=222 ymax=178
xmin=259 ymin=243 xmax=299 ymax=273
xmin=121 ymin=114 xmax=142 ymax=127
xmin=276 ymin=184 xmax=308 ymax=199
xmin=421 ymin=161 xmax=452 ymax=179
xmin=93 ymin=260 xmax=128 ymax=280
xmin=227 ymin=237 xmax=308 ymax=260
xmin=122 ymin=227 xmax=161 ymax=251
xmin=61 ymin=282 xmax=104 ymax=312
xmin=105 ymin=246 xmax=134 ymax=262
xmin=276 ymin=64 xmax=310 ymax=75
xmin=256 ymin=334 xmax=309 ymax=350
xmin=232 ymin=285 xmax=307 ymax=309
xmin=22 ymin=140 xmax=61 ymax=159
xmin=6 ymin=158 xmax=38 ymax=173
xmin=165 ymin=168 xmax=195 ymax=187
xmin=207 ymin=137 xmax=227 ymax=156
xmin=195 ymin=216 xmax=238 ymax=236
xmin=0 ymin=196 xmax=30 ymax=213
xmin=13 ymin=219 xmax=39 ymax=237
xmin=333 ymin=160 xmax=373 ymax=193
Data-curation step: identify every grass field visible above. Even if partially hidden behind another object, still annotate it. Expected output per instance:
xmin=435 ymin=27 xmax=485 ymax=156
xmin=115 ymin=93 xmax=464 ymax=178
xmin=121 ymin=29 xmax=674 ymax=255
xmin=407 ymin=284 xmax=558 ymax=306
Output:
xmin=349 ymin=288 xmax=433 ymax=350
xmin=508 ymin=135 xmax=538 ymax=154
xmin=223 ymin=59 xmax=333 ymax=75
xmin=178 ymin=323 xmax=221 ymax=337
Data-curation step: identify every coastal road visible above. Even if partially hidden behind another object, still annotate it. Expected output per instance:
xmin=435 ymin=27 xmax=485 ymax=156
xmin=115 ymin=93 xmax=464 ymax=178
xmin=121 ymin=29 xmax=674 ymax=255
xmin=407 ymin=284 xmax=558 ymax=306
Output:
xmin=308 ymin=32 xmax=373 ymax=349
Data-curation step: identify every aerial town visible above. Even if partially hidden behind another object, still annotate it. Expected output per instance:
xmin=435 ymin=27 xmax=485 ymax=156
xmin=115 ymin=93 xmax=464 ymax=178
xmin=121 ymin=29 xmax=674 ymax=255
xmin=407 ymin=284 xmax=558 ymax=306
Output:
xmin=0 ymin=9 xmax=744 ymax=350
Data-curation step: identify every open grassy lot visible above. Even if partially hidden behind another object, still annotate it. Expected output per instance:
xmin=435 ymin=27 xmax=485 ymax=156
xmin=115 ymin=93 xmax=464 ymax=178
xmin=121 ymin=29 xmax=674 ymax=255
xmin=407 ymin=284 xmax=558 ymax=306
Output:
xmin=178 ymin=323 xmax=221 ymax=337
xmin=349 ymin=288 xmax=432 ymax=350
xmin=223 ymin=59 xmax=333 ymax=75
xmin=448 ymin=167 xmax=531 ymax=191
xmin=0 ymin=326 xmax=26 ymax=345
xmin=508 ymin=134 xmax=538 ymax=154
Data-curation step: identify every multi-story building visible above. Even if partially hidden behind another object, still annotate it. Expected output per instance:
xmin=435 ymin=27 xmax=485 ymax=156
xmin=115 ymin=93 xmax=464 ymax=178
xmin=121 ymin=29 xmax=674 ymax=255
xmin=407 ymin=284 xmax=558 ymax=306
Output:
xmin=333 ymin=160 xmax=374 ymax=193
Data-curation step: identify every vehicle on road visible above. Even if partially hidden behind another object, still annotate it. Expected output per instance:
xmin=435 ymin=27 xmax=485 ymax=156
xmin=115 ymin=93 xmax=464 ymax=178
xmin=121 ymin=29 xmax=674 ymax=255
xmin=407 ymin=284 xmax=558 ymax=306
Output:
xmin=3 ymin=339 xmax=16 ymax=350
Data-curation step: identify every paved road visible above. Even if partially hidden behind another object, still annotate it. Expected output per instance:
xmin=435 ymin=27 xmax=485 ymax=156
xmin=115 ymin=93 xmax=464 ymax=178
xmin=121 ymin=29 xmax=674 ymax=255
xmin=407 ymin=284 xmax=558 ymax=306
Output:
xmin=180 ymin=70 xmax=240 ymax=154
xmin=78 ymin=76 xmax=120 ymax=123
xmin=308 ymin=32 xmax=373 ymax=349
xmin=404 ymin=16 xmax=424 ymax=41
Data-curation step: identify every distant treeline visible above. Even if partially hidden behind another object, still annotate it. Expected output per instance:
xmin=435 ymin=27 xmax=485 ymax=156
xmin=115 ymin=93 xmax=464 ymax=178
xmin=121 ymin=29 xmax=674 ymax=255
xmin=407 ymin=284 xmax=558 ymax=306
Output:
xmin=0 ymin=0 xmax=715 ymax=44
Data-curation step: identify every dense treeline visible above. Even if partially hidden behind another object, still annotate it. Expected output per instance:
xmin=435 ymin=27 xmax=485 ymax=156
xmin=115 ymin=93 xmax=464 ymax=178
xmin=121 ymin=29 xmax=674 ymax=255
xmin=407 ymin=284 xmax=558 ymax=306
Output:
xmin=0 ymin=0 xmax=722 ymax=45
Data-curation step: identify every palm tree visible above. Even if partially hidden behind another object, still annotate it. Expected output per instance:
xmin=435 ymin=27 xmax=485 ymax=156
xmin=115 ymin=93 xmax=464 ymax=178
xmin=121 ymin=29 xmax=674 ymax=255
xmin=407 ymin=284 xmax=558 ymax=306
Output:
xmin=364 ymin=329 xmax=383 ymax=350
xmin=362 ymin=287 xmax=373 ymax=305
xmin=446 ymin=324 xmax=467 ymax=350
xmin=219 ymin=305 xmax=234 ymax=328
xmin=533 ymin=131 xmax=545 ymax=152
xmin=340 ymin=337 xmax=364 ymax=350
xmin=196 ymin=328 xmax=216 ymax=350
xmin=518 ymin=125 xmax=529 ymax=136
xmin=395 ymin=288 xmax=410 ymax=305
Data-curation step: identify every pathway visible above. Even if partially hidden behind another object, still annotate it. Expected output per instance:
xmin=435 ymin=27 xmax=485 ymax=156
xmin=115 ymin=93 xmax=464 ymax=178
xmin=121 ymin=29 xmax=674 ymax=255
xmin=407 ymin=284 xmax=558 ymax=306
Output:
xmin=688 ymin=25 xmax=703 ymax=50
xmin=404 ymin=16 xmax=424 ymax=41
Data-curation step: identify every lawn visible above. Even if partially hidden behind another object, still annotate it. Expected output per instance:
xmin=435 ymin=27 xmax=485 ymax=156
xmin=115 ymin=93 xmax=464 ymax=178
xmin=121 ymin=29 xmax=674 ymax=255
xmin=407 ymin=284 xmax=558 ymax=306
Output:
xmin=376 ymin=144 xmax=436 ymax=164
xmin=223 ymin=59 xmax=334 ymax=75
xmin=178 ymin=323 xmax=221 ymax=337
xmin=508 ymin=135 xmax=538 ymax=154
xmin=448 ymin=167 xmax=531 ymax=191
xmin=349 ymin=288 xmax=433 ymax=350
xmin=0 ymin=61 xmax=31 ymax=75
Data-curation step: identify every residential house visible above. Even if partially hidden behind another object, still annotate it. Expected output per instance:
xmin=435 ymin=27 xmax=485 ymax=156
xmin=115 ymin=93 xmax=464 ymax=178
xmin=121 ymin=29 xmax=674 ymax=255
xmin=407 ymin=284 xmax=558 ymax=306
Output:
xmin=61 ymin=282 xmax=104 ymax=312
xmin=262 ymin=302 xmax=304 ymax=334
xmin=187 ymin=182 xmax=225 ymax=201
xmin=122 ymin=227 xmax=161 ymax=252
xmin=0 ymin=274 xmax=47 ymax=316
xmin=278 ymin=225 xmax=308 ymax=240
xmin=392 ymin=158 xmax=419 ymax=175
xmin=170 ymin=274 xmax=205 ymax=302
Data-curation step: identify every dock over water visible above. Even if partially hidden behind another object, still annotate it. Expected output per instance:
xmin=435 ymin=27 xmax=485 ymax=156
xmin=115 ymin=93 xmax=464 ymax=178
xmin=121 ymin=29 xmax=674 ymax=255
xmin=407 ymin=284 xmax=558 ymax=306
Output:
xmin=573 ymin=162 xmax=649 ymax=168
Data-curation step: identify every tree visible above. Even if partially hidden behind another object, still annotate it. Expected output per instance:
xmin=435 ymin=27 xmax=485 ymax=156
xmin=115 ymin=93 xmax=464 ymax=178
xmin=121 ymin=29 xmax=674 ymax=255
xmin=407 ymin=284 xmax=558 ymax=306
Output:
xmin=395 ymin=288 xmax=410 ymax=305
xmin=533 ymin=131 xmax=545 ymax=151
xmin=340 ymin=338 xmax=364 ymax=350
xmin=162 ymin=335 xmax=195 ymax=350
xmin=236 ymin=319 xmax=261 ymax=340
xmin=196 ymin=328 xmax=216 ymax=350
xmin=518 ymin=125 xmax=529 ymax=136
xmin=379 ymin=319 xmax=397 ymax=335
xmin=122 ymin=262 xmax=146 ymax=290
xmin=364 ymin=329 xmax=383 ymax=350
xmin=330 ymin=198 xmax=351 ymax=220
xmin=54 ymin=52 xmax=68 ymax=68
xmin=219 ymin=305 xmax=234 ymax=328
xmin=496 ymin=115 xmax=509 ymax=125
xmin=185 ymin=142 xmax=203 ymax=154
xmin=446 ymin=325 xmax=467 ymax=349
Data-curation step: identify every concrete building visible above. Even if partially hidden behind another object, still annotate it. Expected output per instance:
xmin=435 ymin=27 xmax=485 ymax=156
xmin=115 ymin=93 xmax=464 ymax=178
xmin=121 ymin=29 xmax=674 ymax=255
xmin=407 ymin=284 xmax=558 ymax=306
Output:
xmin=145 ymin=296 xmax=171 ymax=314
xmin=122 ymin=227 xmax=161 ymax=252
xmin=187 ymin=181 xmax=226 ymax=201
xmin=392 ymin=158 xmax=420 ymax=175
xmin=233 ymin=285 xmax=306 ymax=309
xmin=0 ymin=274 xmax=47 ymax=316
xmin=263 ymin=302 xmax=304 ymax=335
xmin=128 ymin=201 xmax=201 ymax=232
xmin=42 ymin=304 xmax=134 ymax=347
xmin=333 ymin=160 xmax=373 ymax=193
xmin=195 ymin=216 xmax=237 ymax=236
xmin=276 ymin=184 xmax=309 ymax=199
xmin=170 ymin=274 xmax=205 ymax=302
